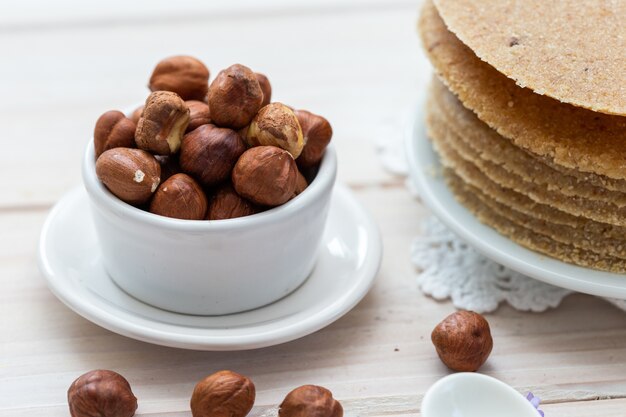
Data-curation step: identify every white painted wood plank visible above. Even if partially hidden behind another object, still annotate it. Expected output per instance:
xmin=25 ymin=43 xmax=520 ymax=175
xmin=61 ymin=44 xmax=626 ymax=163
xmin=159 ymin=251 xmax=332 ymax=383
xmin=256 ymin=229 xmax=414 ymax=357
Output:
xmin=1 ymin=187 xmax=626 ymax=416
xmin=0 ymin=7 xmax=430 ymax=207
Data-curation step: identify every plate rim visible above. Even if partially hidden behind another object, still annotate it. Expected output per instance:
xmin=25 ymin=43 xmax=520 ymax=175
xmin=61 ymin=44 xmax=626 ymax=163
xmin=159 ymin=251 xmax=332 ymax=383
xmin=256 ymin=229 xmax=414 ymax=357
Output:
xmin=38 ymin=184 xmax=382 ymax=350
xmin=405 ymin=109 xmax=626 ymax=299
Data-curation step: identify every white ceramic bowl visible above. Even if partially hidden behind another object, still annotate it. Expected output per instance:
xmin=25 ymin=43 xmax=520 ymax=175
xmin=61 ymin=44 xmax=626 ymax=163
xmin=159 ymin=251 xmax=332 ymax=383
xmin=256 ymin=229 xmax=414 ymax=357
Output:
xmin=82 ymin=141 xmax=337 ymax=315
xmin=421 ymin=373 xmax=540 ymax=417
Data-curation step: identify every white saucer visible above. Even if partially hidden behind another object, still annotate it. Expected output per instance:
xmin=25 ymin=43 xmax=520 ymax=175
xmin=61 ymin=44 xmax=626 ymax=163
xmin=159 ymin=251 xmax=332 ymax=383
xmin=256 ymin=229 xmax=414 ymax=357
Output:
xmin=406 ymin=110 xmax=626 ymax=299
xmin=38 ymin=185 xmax=382 ymax=350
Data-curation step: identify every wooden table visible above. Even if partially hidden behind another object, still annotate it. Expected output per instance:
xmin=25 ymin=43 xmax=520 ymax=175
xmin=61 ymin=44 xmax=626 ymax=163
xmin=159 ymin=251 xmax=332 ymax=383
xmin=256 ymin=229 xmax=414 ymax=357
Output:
xmin=2 ymin=1 xmax=626 ymax=415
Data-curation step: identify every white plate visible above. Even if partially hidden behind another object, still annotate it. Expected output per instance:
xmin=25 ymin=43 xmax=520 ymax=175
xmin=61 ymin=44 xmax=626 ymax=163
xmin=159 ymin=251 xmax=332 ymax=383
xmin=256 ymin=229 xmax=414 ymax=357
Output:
xmin=421 ymin=373 xmax=540 ymax=417
xmin=406 ymin=110 xmax=626 ymax=299
xmin=38 ymin=185 xmax=382 ymax=350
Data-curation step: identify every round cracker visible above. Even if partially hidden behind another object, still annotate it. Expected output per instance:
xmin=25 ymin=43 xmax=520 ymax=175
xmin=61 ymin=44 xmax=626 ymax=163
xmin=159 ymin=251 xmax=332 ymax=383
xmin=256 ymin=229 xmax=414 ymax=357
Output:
xmin=445 ymin=170 xmax=626 ymax=273
xmin=429 ymin=77 xmax=626 ymax=207
xmin=418 ymin=0 xmax=626 ymax=181
xmin=433 ymin=0 xmax=626 ymax=115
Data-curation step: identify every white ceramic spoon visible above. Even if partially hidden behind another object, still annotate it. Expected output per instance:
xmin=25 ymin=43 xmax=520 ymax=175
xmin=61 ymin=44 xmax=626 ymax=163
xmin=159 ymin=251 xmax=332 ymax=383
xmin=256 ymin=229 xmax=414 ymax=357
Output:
xmin=421 ymin=373 xmax=541 ymax=417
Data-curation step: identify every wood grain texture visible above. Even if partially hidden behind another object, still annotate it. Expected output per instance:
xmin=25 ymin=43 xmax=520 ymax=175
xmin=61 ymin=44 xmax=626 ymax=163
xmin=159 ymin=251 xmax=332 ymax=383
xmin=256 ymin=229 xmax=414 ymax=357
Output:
xmin=1 ymin=1 xmax=625 ymax=416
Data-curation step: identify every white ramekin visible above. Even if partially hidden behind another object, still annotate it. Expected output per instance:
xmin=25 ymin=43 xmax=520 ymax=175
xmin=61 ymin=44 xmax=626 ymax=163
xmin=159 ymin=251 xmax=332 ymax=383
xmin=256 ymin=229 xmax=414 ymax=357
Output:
xmin=82 ymin=141 xmax=337 ymax=315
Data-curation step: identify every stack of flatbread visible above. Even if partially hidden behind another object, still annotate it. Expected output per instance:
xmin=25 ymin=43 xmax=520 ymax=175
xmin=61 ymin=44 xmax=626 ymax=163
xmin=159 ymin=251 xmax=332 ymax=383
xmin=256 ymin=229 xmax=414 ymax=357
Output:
xmin=418 ymin=0 xmax=626 ymax=272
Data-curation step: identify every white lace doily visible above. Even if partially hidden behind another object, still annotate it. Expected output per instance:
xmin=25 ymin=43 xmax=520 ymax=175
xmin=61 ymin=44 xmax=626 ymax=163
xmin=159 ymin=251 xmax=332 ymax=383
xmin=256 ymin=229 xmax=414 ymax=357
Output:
xmin=376 ymin=129 xmax=626 ymax=313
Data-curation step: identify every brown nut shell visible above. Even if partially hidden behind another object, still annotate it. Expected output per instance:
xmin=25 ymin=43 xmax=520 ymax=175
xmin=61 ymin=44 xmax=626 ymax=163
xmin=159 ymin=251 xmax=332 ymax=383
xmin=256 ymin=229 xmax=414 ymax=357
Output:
xmin=149 ymin=55 xmax=210 ymax=101
xmin=96 ymin=148 xmax=161 ymax=205
xmin=279 ymin=385 xmax=343 ymax=417
xmin=180 ymin=124 xmax=246 ymax=187
xmin=294 ymin=110 xmax=332 ymax=168
xmin=232 ymin=146 xmax=298 ymax=207
xmin=186 ymin=100 xmax=211 ymax=132
xmin=294 ymin=170 xmax=308 ymax=196
xmin=255 ymin=73 xmax=272 ymax=107
xmin=245 ymin=103 xmax=304 ymax=158
xmin=208 ymin=64 xmax=263 ymax=129
xmin=149 ymin=173 xmax=207 ymax=220
xmin=67 ymin=369 xmax=137 ymax=417
xmin=94 ymin=110 xmax=136 ymax=158
xmin=431 ymin=310 xmax=493 ymax=372
xmin=207 ymin=184 xmax=257 ymax=220
xmin=135 ymin=91 xmax=190 ymax=155
xmin=190 ymin=370 xmax=255 ymax=417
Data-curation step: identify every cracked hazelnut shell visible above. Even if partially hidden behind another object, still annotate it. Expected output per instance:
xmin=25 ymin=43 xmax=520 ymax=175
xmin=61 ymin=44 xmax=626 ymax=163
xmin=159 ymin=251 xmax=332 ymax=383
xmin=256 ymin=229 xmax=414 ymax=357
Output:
xmin=180 ymin=124 xmax=246 ymax=187
xmin=208 ymin=64 xmax=263 ymax=129
xmin=279 ymin=385 xmax=343 ymax=417
xmin=94 ymin=110 xmax=136 ymax=158
xmin=135 ymin=91 xmax=190 ymax=155
xmin=245 ymin=103 xmax=304 ymax=158
xmin=67 ymin=369 xmax=137 ymax=417
xmin=294 ymin=110 xmax=332 ymax=168
xmin=149 ymin=173 xmax=207 ymax=220
xmin=149 ymin=55 xmax=210 ymax=101
xmin=207 ymin=184 xmax=257 ymax=220
xmin=255 ymin=73 xmax=272 ymax=107
xmin=186 ymin=100 xmax=211 ymax=132
xmin=431 ymin=310 xmax=493 ymax=372
xmin=96 ymin=148 xmax=161 ymax=205
xmin=190 ymin=370 xmax=255 ymax=417
xmin=232 ymin=146 xmax=297 ymax=207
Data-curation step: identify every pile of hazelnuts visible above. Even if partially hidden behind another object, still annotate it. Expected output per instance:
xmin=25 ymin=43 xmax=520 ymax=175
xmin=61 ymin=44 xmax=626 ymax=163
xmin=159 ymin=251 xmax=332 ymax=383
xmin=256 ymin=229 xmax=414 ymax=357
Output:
xmin=67 ymin=369 xmax=342 ymax=417
xmin=93 ymin=55 xmax=332 ymax=220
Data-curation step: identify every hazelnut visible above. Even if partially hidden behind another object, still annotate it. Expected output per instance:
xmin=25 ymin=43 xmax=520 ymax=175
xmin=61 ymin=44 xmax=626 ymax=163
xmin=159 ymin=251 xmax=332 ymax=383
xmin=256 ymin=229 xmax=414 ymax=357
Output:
xmin=207 ymin=184 xmax=257 ymax=220
xmin=245 ymin=103 xmax=304 ymax=158
xmin=431 ymin=310 xmax=493 ymax=372
xmin=149 ymin=55 xmax=210 ymax=101
xmin=180 ymin=124 xmax=246 ymax=187
xmin=67 ymin=369 xmax=137 ymax=417
xmin=255 ymin=73 xmax=272 ymax=107
xmin=129 ymin=105 xmax=144 ymax=124
xmin=279 ymin=385 xmax=343 ymax=417
xmin=155 ymin=154 xmax=181 ymax=182
xmin=135 ymin=91 xmax=190 ymax=155
xmin=232 ymin=146 xmax=297 ymax=206
xmin=294 ymin=170 xmax=308 ymax=196
xmin=294 ymin=110 xmax=332 ymax=168
xmin=186 ymin=100 xmax=211 ymax=132
xmin=94 ymin=110 xmax=136 ymax=158
xmin=96 ymin=148 xmax=161 ymax=205
xmin=208 ymin=64 xmax=263 ymax=129
xmin=190 ymin=370 xmax=255 ymax=417
xmin=150 ymin=173 xmax=207 ymax=220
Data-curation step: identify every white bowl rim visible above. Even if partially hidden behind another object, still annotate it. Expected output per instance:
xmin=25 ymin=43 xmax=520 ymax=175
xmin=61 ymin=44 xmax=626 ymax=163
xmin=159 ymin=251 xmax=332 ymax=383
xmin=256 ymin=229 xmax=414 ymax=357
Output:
xmin=82 ymin=139 xmax=337 ymax=231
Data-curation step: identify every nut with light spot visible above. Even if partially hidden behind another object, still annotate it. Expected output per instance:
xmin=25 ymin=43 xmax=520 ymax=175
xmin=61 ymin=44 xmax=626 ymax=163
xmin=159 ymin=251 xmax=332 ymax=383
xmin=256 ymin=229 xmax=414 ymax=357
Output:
xmin=245 ymin=103 xmax=304 ymax=158
xmin=135 ymin=91 xmax=190 ymax=155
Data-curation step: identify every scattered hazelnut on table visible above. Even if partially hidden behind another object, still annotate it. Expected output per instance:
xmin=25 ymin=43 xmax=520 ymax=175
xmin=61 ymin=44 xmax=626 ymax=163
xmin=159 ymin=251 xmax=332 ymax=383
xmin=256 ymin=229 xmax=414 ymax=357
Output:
xmin=186 ymin=100 xmax=211 ymax=132
xmin=96 ymin=148 xmax=161 ymax=205
xmin=279 ymin=385 xmax=343 ymax=417
xmin=232 ymin=146 xmax=298 ymax=206
xmin=294 ymin=110 xmax=333 ymax=168
xmin=149 ymin=173 xmax=208 ymax=220
xmin=180 ymin=124 xmax=247 ymax=187
xmin=255 ymin=72 xmax=272 ymax=107
xmin=94 ymin=110 xmax=136 ymax=158
xmin=149 ymin=55 xmax=210 ymax=101
xmin=67 ymin=369 xmax=137 ymax=417
xmin=190 ymin=370 xmax=255 ymax=417
xmin=206 ymin=184 xmax=258 ymax=220
xmin=431 ymin=310 xmax=493 ymax=372
xmin=245 ymin=103 xmax=305 ymax=158
xmin=208 ymin=64 xmax=264 ymax=129
xmin=135 ymin=91 xmax=190 ymax=155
